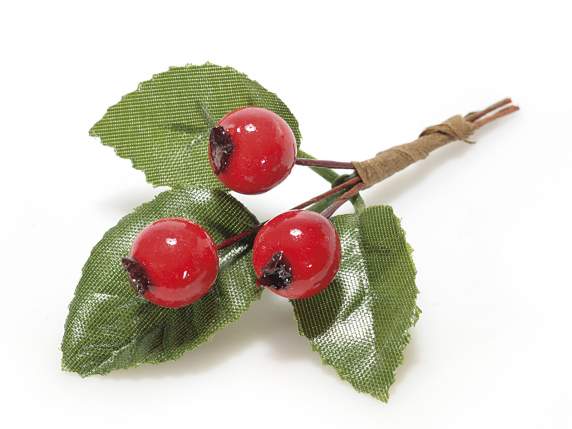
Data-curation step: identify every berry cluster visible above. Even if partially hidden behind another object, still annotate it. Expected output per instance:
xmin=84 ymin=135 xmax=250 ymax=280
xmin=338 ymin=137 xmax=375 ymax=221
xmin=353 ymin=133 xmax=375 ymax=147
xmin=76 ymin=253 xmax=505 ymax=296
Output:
xmin=124 ymin=107 xmax=343 ymax=308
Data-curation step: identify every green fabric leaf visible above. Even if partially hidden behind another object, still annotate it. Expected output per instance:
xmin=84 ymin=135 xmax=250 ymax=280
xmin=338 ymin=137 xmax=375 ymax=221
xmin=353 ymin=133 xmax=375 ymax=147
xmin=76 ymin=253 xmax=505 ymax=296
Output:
xmin=90 ymin=63 xmax=301 ymax=190
xmin=61 ymin=187 xmax=261 ymax=376
xmin=292 ymin=205 xmax=420 ymax=402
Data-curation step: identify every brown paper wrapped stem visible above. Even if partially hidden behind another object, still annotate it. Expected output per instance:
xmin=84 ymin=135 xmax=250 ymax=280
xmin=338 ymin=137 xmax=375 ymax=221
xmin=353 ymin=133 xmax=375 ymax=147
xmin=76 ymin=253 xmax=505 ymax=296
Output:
xmin=352 ymin=99 xmax=519 ymax=188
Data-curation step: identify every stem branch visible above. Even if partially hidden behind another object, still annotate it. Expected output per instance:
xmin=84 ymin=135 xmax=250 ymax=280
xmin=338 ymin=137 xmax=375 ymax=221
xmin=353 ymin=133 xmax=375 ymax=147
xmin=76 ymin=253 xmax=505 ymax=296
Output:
xmin=291 ymin=175 xmax=361 ymax=210
xmin=465 ymin=98 xmax=513 ymax=122
xmin=295 ymin=158 xmax=355 ymax=169
xmin=473 ymin=105 xmax=519 ymax=128
xmin=216 ymin=175 xmax=363 ymax=250
xmin=320 ymin=181 xmax=367 ymax=219
xmin=216 ymin=225 xmax=262 ymax=251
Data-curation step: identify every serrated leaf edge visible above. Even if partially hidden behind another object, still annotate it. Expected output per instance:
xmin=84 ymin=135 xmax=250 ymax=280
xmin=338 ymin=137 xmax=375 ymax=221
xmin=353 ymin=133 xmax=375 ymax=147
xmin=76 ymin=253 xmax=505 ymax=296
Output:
xmin=89 ymin=63 xmax=301 ymax=190
xmin=293 ymin=206 xmax=420 ymax=402
xmin=61 ymin=187 xmax=262 ymax=376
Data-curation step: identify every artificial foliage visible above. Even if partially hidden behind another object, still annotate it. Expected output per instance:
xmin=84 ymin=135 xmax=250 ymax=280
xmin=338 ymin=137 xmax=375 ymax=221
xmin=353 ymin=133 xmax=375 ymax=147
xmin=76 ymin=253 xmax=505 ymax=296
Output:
xmin=62 ymin=188 xmax=260 ymax=376
xmin=63 ymin=63 xmax=516 ymax=401
xmin=89 ymin=64 xmax=301 ymax=190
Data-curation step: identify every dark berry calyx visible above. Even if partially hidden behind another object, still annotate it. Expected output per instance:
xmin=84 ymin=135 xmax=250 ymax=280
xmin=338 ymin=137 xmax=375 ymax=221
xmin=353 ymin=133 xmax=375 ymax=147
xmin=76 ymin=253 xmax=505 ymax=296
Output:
xmin=209 ymin=126 xmax=234 ymax=174
xmin=258 ymin=251 xmax=293 ymax=289
xmin=121 ymin=257 xmax=151 ymax=296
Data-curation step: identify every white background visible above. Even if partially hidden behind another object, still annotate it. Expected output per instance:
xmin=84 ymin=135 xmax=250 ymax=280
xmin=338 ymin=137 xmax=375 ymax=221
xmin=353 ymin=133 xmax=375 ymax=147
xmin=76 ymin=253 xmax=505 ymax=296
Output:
xmin=1 ymin=1 xmax=571 ymax=428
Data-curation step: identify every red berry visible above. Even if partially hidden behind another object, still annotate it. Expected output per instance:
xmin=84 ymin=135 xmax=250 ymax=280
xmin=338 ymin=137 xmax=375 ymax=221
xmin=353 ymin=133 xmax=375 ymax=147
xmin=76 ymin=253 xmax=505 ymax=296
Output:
xmin=209 ymin=107 xmax=297 ymax=194
xmin=122 ymin=218 xmax=219 ymax=308
xmin=252 ymin=210 xmax=341 ymax=299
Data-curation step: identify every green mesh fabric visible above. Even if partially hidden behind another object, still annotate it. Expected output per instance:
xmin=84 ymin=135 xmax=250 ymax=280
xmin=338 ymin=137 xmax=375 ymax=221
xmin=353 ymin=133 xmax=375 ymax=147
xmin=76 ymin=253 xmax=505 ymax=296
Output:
xmin=293 ymin=206 xmax=420 ymax=402
xmin=61 ymin=188 xmax=260 ymax=376
xmin=90 ymin=63 xmax=301 ymax=190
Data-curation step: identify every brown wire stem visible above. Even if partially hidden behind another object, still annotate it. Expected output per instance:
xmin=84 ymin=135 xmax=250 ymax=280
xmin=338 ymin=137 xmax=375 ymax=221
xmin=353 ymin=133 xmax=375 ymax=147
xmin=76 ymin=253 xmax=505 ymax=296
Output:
xmin=295 ymin=158 xmax=355 ymax=169
xmin=215 ymin=224 xmax=262 ymax=251
xmin=291 ymin=175 xmax=361 ymax=210
xmin=320 ymin=181 xmax=367 ymax=219
xmin=465 ymin=98 xmax=513 ymax=122
xmin=216 ymin=175 xmax=363 ymax=250
xmin=472 ymin=105 xmax=519 ymax=128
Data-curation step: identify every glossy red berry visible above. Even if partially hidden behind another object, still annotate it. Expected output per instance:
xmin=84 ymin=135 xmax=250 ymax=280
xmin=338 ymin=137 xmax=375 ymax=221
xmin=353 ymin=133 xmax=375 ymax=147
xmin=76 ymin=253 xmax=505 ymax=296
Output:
xmin=252 ymin=210 xmax=341 ymax=299
xmin=122 ymin=218 xmax=219 ymax=308
xmin=209 ymin=107 xmax=297 ymax=194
